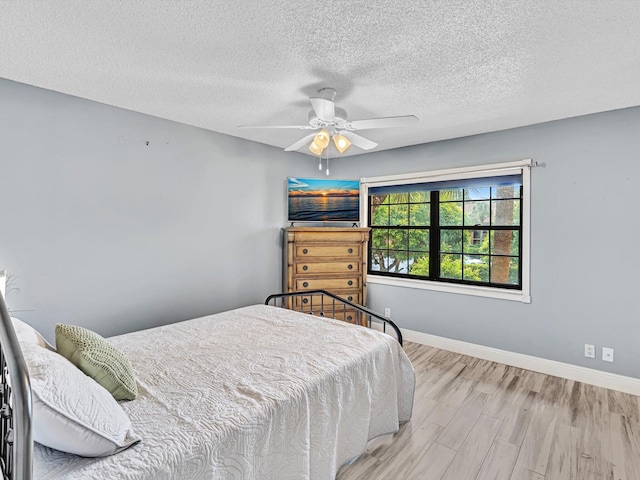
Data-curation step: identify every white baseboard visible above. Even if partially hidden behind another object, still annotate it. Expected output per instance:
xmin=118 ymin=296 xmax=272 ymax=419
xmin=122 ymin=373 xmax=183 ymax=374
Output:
xmin=375 ymin=323 xmax=640 ymax=396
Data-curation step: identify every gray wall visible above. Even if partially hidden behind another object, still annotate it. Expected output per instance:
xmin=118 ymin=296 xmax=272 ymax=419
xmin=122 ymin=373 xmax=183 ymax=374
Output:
xmin=0 ymin=79 xmax=319 ymax=341
xmin=3 ymin=77 xmax=640 ymax=379
xmin=330 ymin=106 xmax=640 ymax=378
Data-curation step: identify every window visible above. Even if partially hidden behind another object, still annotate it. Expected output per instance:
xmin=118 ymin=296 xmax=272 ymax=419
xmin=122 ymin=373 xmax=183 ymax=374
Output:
xmin=362 ymin=160 xmax=531 ymax=302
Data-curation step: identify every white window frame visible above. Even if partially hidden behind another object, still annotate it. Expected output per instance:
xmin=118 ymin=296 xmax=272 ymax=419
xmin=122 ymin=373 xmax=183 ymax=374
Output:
xmin=360 ymin=159 xmax=532 ymax=303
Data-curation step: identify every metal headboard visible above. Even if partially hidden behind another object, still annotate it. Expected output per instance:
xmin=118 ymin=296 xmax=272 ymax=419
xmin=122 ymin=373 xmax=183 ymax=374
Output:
xmin=0 ymin=293 xmax=32 ymax=480
xmin=265 ymin=289 xmax=403 ymax=346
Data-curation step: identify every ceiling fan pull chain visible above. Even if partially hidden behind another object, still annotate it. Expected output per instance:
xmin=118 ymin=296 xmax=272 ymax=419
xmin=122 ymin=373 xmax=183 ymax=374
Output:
xmin=318 ymin=156 xmax=322 ymax=170
xmin=326 ymin=157 xmax=330 ymax=176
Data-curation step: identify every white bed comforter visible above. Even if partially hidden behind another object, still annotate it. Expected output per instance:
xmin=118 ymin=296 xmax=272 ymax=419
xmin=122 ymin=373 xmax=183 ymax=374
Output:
xmin=34 ymin=304 xmax=415 ymax=480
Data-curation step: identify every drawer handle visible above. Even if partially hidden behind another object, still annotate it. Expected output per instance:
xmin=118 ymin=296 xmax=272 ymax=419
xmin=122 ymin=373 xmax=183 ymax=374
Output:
xmin=348 ymin=296 xmax=353 ymax=301
xmin=347 ymin=316 xmax=353 ymax=321
xmin=303 ymin=265 xmax=308 ymax=271
xmin=303 ymin=298 xmax=309 ymax=304
xmin=348 ymin=264 xmax=353 ymax=270
xmin=348 ymin=248 xmax=353 ymax=254
xmin=303 ymin=281 xmax=309 ymax=288
xmin=348 ymin=280 xmax=353 ymax=286
xmin=303 ymin=248 xmax=308 ymax=254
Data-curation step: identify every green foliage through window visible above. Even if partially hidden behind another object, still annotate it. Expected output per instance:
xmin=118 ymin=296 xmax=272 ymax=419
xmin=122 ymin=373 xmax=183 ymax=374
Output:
xmin=369 ymin=182 xmax=522 ymax=289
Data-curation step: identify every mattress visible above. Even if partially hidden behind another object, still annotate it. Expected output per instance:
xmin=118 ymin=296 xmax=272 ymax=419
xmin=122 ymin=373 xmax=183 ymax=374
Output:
xmin=33 ymin=304 xmax=415 ymax=479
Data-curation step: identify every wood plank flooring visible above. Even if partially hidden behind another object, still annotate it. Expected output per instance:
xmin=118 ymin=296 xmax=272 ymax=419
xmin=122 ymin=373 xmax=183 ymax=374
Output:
xmin=337 ymin=341 xmax=640 ymax=480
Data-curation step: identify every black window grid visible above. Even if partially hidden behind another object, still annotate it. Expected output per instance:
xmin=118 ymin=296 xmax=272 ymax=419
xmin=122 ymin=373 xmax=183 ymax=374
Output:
xmin=368 ymin=187 xmax=523 ymax=290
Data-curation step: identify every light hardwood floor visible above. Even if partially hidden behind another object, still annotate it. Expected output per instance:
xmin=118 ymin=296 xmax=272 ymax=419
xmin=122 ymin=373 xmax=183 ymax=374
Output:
xmin=337 ymin=341 xmax=640 ymax=480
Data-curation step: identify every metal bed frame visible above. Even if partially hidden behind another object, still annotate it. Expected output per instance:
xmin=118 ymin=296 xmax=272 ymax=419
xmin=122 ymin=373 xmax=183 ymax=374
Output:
xmin=265 ymin=289 xmax=403 ymax=346
xmin=0 ymin=293 xmax=32 ymax=480
xmin=0 ymin=290 xmax=401 ymax=480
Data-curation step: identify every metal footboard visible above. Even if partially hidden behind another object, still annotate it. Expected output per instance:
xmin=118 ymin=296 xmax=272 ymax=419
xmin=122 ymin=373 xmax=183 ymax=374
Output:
xmin=265 ymin=290 xmax=403 ymax=346
xmin=0 ymin=293 xmax=32 ymax=480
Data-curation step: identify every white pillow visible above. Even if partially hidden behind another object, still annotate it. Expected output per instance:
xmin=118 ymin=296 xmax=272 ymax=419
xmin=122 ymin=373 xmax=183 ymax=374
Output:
xmin=21 ymin=342 xmax=141 ymax=457
xmin=10 ymin=317 xmax=56 ymax=351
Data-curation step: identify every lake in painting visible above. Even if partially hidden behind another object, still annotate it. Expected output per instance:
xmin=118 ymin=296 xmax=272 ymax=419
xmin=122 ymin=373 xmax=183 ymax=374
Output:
xmin=288 ymin=177 xmax=360 ymax=222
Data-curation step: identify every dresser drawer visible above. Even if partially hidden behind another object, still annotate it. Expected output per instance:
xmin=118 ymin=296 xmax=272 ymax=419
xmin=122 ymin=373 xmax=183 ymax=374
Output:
xmin=295 ymin=261 xmax=360 ymax=275
xmin=290 ymin=230 xmax=368 ymax=244
xmin=295 ymin=277 xmax=360 ymax=290
xmin=294 ymin=292 xmax=361 ymax=308
xmin=295 ymin=244 xmax=361 ymax=258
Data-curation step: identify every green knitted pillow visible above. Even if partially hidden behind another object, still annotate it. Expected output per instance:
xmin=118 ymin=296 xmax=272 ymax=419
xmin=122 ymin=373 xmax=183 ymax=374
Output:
xmin=55 ymin=324 xmax=138 ymax=401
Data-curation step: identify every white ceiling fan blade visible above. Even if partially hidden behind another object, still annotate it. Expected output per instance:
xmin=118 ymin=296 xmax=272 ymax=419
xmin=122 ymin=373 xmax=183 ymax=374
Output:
xmin=341 ymin=131 xmax=378 ymax=150
xmin=309 ymin=97 xmax=336 ymax=122
xmin=238 ymin=124 xmax=315 ymax=129
xmin=284 ymin=133 xmax=318 ymax=152
xmin=348 ymin=115 xmax=419 ymax=130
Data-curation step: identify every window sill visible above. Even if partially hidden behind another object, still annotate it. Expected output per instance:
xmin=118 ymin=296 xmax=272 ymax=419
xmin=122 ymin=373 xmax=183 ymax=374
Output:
xmin=367 ymin=274 xmax=531 ymax=303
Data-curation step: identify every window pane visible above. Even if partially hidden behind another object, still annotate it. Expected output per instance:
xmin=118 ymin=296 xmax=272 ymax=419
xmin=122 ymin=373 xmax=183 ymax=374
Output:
xmin=440 ymin=230 xmax=462 ymax=253
xmin=371 ymin=229 xmax=388 ymax=250
xmin=370 ymin=204 xmax=390 ymax=226
xmin=464 ymin=187 xmax=490 ymax=200
xmin=439 ymin=202 xmax=463 ymax=226
xmin=409 ymin=229 xmax=429 ymax=251
xmin=371 ymin=250 xmax=408 ymax=273
xmin=409 ymin=191 xmax=431 ymax=203
xmin=440 ymin=254 xmax=462 ymax=279
xmin=388 ymin=228 xmax=408 ymax=250
xmin=463 ymin=255 xmax=489 ymax=282
xmin=409 ymin=203 xmax=430 ymax=226
xmin=389 ymin=204 xmax=409 ymax=226
xmin=490 ymin=230 xmax=519 ymax=256
xmin=440 ymin=188 xmax=464 ymax=201
xmin=371 ymin=194 xmax=390 ymax=206
xmin=491 ymin=199 xmax=520 ymax=226
xmin=492 ymin=185 xmax=521 ymax=199
xmin=388 ymin=193 xmax=408 ymax=204
xmin=370 ymin=244 xmax=389 ymax=271
xmin=464 ymin=201 xmax=490 ymax=226
xmin=408 ymin=253 xmax=429 ymax=276
xmin=490 ymin=256 xmax=519 ymax=285
xmin=464 ymin=229 xmax=488 ymax=253
xmin=388 ymin=251 xmax=409 ymax=274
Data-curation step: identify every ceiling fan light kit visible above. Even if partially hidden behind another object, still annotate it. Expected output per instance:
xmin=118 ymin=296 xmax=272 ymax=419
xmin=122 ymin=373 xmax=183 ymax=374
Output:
xmin=238 ymin=87 xmax=418 ymax=158
xmin=307 ymin=129 xmax=351 ymax=156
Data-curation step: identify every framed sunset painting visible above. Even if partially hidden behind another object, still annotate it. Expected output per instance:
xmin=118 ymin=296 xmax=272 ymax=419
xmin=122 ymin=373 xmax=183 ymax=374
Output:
xmin=287 ymin=177 xmax=360 ymax=222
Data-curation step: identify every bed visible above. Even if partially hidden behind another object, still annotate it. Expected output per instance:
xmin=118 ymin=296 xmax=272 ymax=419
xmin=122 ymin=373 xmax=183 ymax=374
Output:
xmin=0 ymin=290 xmax=414 ymax=480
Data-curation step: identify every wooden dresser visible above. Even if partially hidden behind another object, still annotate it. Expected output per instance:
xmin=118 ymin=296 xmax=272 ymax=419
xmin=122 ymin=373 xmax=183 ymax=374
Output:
xmin=283 ymin=227 xmax=371 ymax=325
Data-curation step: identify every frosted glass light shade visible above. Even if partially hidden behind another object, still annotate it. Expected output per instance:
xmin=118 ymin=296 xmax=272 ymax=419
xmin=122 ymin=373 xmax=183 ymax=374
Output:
xmin=314 ymin=129 xmax=330 ymax=149
xmin=309 ymin=141 xmax=324 ymax=155
xmin=333 ymin=134 xmax=351 ymax=154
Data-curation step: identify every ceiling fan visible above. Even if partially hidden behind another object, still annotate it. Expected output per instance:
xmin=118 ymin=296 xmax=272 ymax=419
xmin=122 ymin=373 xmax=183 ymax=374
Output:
xmin=239 ymin=88 xmax=419 ymax=156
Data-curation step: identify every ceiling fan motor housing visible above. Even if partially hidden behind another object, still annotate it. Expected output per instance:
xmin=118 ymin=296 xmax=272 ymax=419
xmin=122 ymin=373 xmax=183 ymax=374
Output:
xmin=308 ymin=107 xmax=349 ymax=130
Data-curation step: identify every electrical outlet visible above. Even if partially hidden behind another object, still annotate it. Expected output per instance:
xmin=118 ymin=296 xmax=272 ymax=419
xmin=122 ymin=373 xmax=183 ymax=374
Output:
xmin=384 ymin=307 xmax=391 ymax=318
xmin=603 ymin=347 xmax=614 ymax=363
xmin=584 ymin=344 xmax=595 ymax=359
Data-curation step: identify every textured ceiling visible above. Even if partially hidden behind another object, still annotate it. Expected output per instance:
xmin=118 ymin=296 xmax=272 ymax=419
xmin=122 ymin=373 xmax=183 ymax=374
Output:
xmin=2 ymin=1 xmax=640 ymax=157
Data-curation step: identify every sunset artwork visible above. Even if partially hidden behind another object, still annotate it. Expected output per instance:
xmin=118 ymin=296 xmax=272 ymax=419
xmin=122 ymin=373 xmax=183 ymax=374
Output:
xmin=287 ymin=177 xmax=360 ymax=222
